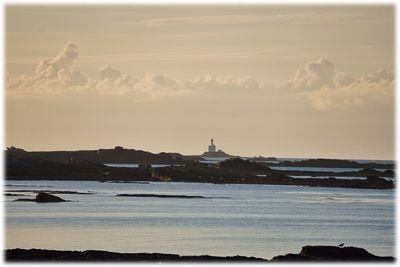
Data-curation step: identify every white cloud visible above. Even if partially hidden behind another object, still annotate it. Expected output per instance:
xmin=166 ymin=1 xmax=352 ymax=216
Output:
xmin=7 ymin=42 xmax=88 ymax=97
xmin=361 ymin=67 xmax=394 ymax=83
xmin=286 ymin=58 xmax=336 ymax=91
xmin=132 ymin=73 xmax=187 ymax=97
xmin=284 ymin=58 xmax=394 ymax=111
xmin=35 ymin=42 xmax=86 ymax=86
xmin=334 ymin=72 xmax=355 ymax=87
xmin=35 ymin=42 xmax=78 ymax=79
xmin=6 ymin=42 xmax=395 ymax=111
xmin=90 ymin=65 xmax=135 ymax=96
xmin=58 ymin=68 xmax=88 ymax=87
xmin=307 ymin=79 xmax=394 ymax=111
xmin=187 ymin=74 xmax=270 ymax=93
xmin=98 ymin=65 xmax=121 ymax=81
xmin=91 ymin=74 xmax=136 ymax=96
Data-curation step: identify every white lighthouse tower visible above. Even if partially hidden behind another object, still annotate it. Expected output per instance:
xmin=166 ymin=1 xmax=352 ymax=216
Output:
xmin=208 ymin=138 xmax=216 ymax=152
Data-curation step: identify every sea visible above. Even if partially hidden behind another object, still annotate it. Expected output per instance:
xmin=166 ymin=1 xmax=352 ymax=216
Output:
xmin=5 ymin=179 xmax=395 ymax=259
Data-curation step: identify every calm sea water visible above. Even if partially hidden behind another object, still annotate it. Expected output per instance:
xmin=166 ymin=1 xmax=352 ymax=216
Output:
xmin=104 ymin=163 xmax=392 ymax=173
xmin=5 ymin=180 xmax=395 ymax=259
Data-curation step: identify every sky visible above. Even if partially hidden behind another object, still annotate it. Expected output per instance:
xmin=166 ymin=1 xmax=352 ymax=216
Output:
xmin=5 ymin=5 xmax=395 ymax=160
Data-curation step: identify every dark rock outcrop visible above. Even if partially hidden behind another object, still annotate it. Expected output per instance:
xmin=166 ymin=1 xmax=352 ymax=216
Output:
xmin=272 ymin=246 xmax=394 ymax=262
xmin=219 ymin=158 xmax=273 ymax=174
xmin=35 ymin=193 xmax=66 ymax=202
xmin=14 ymin=193 xmax=66 ymax=203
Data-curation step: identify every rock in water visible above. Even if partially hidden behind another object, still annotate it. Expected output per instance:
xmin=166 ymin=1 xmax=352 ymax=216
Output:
xmin=272 ymin=246 xmax=394 ymax=261
xmin=35 ymin=193 xmax=66 ymax=203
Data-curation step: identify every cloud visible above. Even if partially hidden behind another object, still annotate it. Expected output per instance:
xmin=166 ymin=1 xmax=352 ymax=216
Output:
xmin=132 ymin=73 xmax=188 ymax=97
xmin=35 ymin=42 xmax=79 ymax=79
xmin=98 ymin=65 xmax=121 ymax=81
xmin=361 ymin=67 xmax=394 ymax=83
xmin=58 ymin=68 xmax=88 ymax=87
xmin=334 ymin=72 xmax=355 ymax=87
xmin=286 ymin=58 xmax=336 ymax=91
xmin=34 ymin=42 xmax=87 ymax=87
xmin=6 ymin=42 xmax=395 ymax=111
xmin=92 ymin=74 xmax=135 ymax=96
xmin=90 ymin=65 xmax=135 ymax=96
xmin=307 ymin=79 xmax=394 ymax=111
xmin=91 ymin=69 xmax=191 ymax=98
xmin=7 ymin=42 xmax=88 ymax=97
xmin=7 ymin=73 xmax=85 ymax=98
xmin=187 ymin=74 xmax=270 ymax=93
xmin=283 ymin=58 xmax=394 ymax=111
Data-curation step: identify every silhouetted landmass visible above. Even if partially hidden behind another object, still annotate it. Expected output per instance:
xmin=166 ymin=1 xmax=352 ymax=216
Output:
xmin=4 ymin=193 xmax=27 ymax=197
xmin=6 ymin=146 xmax=182 ymax=165
xmin=6 ymin=150 xmax=394 ymax=189
xmin=201 ymin=151 xmax=231 ymax=158
xmin=5 ymin=246 xmax=393 ymax=262
xmin=247 ymin=156 xmax=278 ymax=162
xmin=14 ymin=193 xmax=67 ymax=203
xmin=271 ymin=245 xmax=394 ymax=262
xmin=266 ymin=158 xmax=394 ymax=169
xmin=6 ymin=153 xmax=156 ymax=182
xmin=8 ymin=147 xmax=392 ymax=169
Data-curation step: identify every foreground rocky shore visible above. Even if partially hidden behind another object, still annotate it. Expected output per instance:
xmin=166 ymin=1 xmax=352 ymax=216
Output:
xmin=5 ymin=246 xmax=394 ymax=262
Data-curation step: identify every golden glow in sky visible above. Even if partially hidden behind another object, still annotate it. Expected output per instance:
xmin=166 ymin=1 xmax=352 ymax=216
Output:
xmin=6 ymin=5 xmax=395 ymax=159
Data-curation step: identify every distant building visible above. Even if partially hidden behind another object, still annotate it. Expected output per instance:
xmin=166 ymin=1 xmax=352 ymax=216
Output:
xmin=200 ymin=138 xmax=231 ymax=164
xmin=208 ymin=138 xmax=216 ymax=152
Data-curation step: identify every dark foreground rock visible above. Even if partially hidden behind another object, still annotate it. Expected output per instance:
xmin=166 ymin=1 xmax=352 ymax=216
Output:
xmin=5 ymin=246 xmax=394 ymax=262
xmin=5 ymin=249 xmax=267 ymax=262
xmin=272 ymin=246 xmax=394 ymax=262
xmin=14 ymin=193 xmax=67 ymax=203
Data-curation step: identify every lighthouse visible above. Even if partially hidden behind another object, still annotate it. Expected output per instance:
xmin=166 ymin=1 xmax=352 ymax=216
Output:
xmin=201 ymin=138 xmax=231 ymax=163
xmin=208 ymin=138 xmax=216 ymax=152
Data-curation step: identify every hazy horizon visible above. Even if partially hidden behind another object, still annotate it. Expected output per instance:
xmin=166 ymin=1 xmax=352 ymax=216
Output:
xmin=6 ymin=5 xmax=395 ymax=160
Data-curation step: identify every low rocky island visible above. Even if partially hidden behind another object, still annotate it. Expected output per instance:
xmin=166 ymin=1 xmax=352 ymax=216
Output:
xmin=5 ymin=245 xmax=394 ymax=262
xmin=6 ymin=147 xmax=395 ymax=190
xmin=14 ymin=192 xmax=68 ymax=203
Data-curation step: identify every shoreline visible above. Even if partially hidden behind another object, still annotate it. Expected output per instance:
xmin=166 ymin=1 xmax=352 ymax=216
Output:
xmin=6 ymin=177 xmax=395 ymax=190
xmin=5 ymin=246 xmax=395 ymax=262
